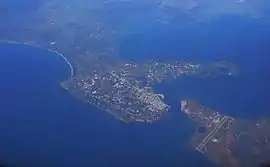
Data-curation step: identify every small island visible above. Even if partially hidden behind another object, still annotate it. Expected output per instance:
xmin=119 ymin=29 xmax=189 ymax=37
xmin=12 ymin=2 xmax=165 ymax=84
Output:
xmin=181 ymin=100 xmax=270 ymax=167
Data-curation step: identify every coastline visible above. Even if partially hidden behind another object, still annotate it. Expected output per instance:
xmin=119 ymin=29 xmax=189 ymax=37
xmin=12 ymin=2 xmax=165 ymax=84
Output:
xmin=0 ymin=40 xmax=74 ymax=78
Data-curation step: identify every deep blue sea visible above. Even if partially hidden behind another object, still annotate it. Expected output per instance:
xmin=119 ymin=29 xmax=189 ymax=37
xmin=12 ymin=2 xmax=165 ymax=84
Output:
xmin=0 ymin=44 xmax=206 ymax=167
xmin=1 ymin=17 xmax=270 ymax=167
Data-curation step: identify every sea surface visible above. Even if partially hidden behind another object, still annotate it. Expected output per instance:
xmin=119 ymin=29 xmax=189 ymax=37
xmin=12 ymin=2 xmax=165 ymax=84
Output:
xmin=1 ymin=16 xmax=270 ymax=167
xmin=119 ymin=16 xmax=270 ymax=118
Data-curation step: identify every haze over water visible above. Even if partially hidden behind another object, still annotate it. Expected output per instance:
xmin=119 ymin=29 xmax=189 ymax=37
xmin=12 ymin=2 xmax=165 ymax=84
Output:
xmin=1 ymin=16 xmax=270 ymax=167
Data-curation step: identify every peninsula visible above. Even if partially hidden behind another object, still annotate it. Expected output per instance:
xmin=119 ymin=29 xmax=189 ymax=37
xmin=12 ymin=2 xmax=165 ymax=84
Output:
xmin=181 ymin=100 xmax=270 ymax=167
xmin=0 ymin=0 xmax=237 ymax=123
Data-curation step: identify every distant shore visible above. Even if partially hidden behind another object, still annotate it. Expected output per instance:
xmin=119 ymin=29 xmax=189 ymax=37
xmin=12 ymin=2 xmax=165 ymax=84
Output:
xmin=0 ymin=40 xmax=74 ymax=78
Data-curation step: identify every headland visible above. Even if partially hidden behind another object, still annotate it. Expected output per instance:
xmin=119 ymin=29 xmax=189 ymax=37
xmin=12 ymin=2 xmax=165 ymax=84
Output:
xmin=181 ymin=100 xmax=270 ymax=167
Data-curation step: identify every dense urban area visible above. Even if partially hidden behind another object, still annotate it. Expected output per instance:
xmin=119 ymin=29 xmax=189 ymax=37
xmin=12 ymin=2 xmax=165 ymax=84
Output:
xmin=62 ymin=59 xmax=235 ymax=122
